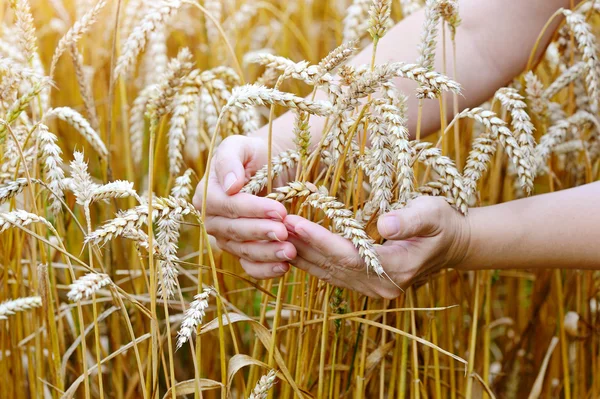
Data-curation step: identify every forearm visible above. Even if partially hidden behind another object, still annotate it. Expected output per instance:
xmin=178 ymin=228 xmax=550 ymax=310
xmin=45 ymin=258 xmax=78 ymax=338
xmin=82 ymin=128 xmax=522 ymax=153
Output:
xmin=462 ymin=182 xmax=600 ymax=271
xmin=253 ymin=0 xmax=571 ymax=151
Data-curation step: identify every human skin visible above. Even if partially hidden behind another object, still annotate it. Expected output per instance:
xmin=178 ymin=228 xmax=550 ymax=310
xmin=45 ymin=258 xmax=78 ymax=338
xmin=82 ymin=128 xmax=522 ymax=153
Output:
xmin=193 ymin=0 xmax=600 ymax=297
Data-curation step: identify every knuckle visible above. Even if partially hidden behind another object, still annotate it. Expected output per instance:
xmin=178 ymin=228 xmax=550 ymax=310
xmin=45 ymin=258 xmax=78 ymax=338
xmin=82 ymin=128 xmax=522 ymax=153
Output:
xmin=225 ymin=222 xmax=242 ymax=241
xmin=238 ymin=244 xmax=251 ymax=259
xmin=192 ymin=190 xmax=203 ymax=210
xmin=222 ymin=200 xmax=239 ymax=218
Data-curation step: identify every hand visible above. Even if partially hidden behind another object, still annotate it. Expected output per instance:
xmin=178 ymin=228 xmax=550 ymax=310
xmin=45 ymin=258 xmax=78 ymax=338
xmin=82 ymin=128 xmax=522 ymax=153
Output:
xmin=193 ymin=135 xmax=297 ymax=279
xmin=284 ymin=196 xmax=471 ymax=298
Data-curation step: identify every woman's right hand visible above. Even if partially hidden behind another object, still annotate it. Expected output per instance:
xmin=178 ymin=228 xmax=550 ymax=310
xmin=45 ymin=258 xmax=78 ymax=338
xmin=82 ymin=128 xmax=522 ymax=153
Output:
xmin=192 ymin=135 xmax=297 ymax=279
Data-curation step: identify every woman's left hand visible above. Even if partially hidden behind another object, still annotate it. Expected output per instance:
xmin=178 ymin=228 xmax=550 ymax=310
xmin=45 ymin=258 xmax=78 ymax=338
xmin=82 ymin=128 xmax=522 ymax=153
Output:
xmin=284 ymin=196 xmax=472 ymax=299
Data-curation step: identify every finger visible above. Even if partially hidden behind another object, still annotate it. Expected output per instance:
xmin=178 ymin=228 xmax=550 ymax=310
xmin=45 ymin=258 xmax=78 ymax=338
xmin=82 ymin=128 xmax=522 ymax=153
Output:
xmin=377 ymin=196 xmax=444 ymax=240
xmin=240 ymin=258 xmax=290 ymax=279
xmin=194 ymin=182 xmax=287 ymax=220
xmin=205 ymin=216 xmax=288 ymax=242
xmin=284 ymin=215 xmax=357 ymax=259
xmin=212 ymin=136 xmax=257 ymax=195
xmin=218 ymin=240 xmax=297 ymax=263
xmin=376 ymin=243 xmax=416 ymax=290
xmin=289 ymin=255 xmax=383 ymax=298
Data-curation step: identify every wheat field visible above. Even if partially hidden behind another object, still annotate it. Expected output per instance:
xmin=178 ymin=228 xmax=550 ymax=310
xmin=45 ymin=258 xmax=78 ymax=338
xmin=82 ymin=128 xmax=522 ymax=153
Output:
xmin=1 ymin=0 xmax=599 ymax=398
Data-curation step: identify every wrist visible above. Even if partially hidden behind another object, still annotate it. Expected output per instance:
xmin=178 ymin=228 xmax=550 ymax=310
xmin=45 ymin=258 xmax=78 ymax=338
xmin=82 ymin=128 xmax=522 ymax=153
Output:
xmin=458 ymin=207 xmax=487 ymax=271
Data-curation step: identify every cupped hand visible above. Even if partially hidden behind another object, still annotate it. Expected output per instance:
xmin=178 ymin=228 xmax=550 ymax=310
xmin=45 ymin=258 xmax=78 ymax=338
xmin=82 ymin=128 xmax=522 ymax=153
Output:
xmin=193 ymin=135 xmax=297 ymax=279
xmin=284 ymin=196 xmax=472 ymax=298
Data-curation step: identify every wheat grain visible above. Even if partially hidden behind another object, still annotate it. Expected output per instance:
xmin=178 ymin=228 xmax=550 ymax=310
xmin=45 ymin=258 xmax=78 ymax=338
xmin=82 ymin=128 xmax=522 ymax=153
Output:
xmin=0 ymin=210 xmax=55 ymax=233
xmin=50 ymin=0 xmax=107 ymax=77
xmin=417 ymin=147 xmax=469 ymax=214
xmin=302 ymin=190 xmax=384 ymax=276
xmin=10 ymin=0 xmax=38 ymax=63
xmin=452 ymin=107 xmax=534 ymax=195
xmin=46 ymin=107 xmax=108 ymax=159
xmin=0 ymin=178 xmax=29 ymax=204
xmin=249 ymin=370 xmax=278 ymax=399
xmin=343 ymin=0 xmax=370 ymax=42
xmin=171 ymin=169 xmax=194 ymax=200
xmin=130 ymin=84 xmax=156 ymax=165
xmin=146 ymin=48 xmax=194 ymax=121
xmin=168 ymin=80 xmax=201 ymax=176
xmin=85 ymin=196 xmax=199 ymax=247
xmin=543 ymin=61 xmax=586 ymax=101
xmin=267 ymin=181 xmax=318 ymax=202
xmin=70 ymin=46 xmax=100 ymax=132
xmin=67 ymin=273 xmax=112 ymax=302
xmin=364 ymin=109 xmax=394 ymax=216
xmin=227 ymin=84 xmax=333 ymax=116
xmin=463 ymin=133 xmax=497 ymax=195
xmin=368 ymin=0 xmax=392 ymax=40
xmin=494 ymin=88 xmax=536 ymax=179
xmin=563 ymin=9 xmax=600 ymax=112
xmin=91 ymin=180 xmax=139 ymax=203
xmin=38 ymin=123 xmax=66 ymax=215
xmin=417 ymin=0 xmax=441 ymax=70
xmin=0 ymin=296 xmax=42 ymax=320
xmin=114 ymin=0 xmax=183 ymax=80
xmin=380 ymin=102 xmax=413 ymax=202
xmin=176 ymin=287 xmax=214 ymax=349
xmin=293 ymin=111 xmax=311 ymax=163
xmin=437 ymin=0 xmax=460 ymax=37
xmin=524 ymin=71 xmax=548 ymax=117
xmin=242 ymin=151 xmax=300 ymax=195
xmin=70 ymin=151 xmax=97 ymax=206
xmin=317 ymin=41 xmax=358 ymax=76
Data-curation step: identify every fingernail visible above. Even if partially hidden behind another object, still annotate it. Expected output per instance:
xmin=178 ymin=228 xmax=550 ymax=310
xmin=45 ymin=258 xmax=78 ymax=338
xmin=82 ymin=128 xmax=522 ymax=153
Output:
xmin=272 ymin=264 xmax=289 ymax=274
xmin=267 ymin=232 xmax=281 ymax=242
xmin=381 ymin=216 xmax=399 ymax=236
xmin=276 ymin=249 xmax=292 ymax=261
xmin=224 ymin=172 xmax=237 ymax=193
xmin=284 ymin=221 xmax=296 ymax=234
xmin=266 ymin=210 xmax=283 ymax=220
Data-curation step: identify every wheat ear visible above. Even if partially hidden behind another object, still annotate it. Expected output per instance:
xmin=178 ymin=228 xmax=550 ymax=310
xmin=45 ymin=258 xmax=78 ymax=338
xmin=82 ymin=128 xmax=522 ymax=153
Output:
xmin=249 ymin=370 xmax=278 ymax=399
xmin=67 ymin=273 xmax=112 ymax=302
xmin=0 ymin=296 xmax=42 ymax=320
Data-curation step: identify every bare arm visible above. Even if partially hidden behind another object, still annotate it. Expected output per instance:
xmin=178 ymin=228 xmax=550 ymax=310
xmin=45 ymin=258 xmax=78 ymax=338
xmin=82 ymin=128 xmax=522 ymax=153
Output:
xmin=252 ymin=0 xmax=571 ymax=151
xmin=463 ymin=182 xmax=600 ymax=271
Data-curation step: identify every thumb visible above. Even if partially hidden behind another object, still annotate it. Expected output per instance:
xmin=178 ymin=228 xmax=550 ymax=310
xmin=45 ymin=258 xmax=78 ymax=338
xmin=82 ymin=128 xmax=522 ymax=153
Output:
xmin=213 ymin=137 xmax=256 ymax=195
xmin=377 ymin=200 xmax=440 ymax=240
